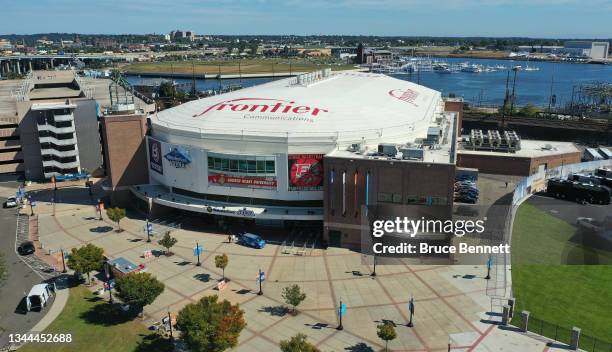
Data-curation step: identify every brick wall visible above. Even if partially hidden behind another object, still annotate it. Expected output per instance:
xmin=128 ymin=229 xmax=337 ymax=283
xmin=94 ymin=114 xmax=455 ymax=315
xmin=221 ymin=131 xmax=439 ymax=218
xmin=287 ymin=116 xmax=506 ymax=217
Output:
xmin=100 ymin=114 xmax=149 ymax=191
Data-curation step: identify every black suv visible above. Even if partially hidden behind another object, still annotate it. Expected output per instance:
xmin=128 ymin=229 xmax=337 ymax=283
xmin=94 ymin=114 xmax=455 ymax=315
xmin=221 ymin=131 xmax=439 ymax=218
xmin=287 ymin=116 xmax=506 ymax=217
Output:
xmin=17 ymin=241 xmax=35 ymax=255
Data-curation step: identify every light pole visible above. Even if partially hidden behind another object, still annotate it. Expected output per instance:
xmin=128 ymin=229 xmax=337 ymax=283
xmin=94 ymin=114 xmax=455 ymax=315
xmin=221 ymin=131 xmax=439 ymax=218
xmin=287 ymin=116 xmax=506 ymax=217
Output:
xmin=61 ymin=248 xmax=67 ymax=273
xmin=105 ymin=263 xmax=113 ymax=304
xmin=408 ymin=296 xmax=414 ymax=327
xmin=168 ymin=310 xmax=174 ymax=341
xmin=257 ymin=268 xmax=264 ymax=296
xmin=371 ymin=253 xmax=377 ymax=277
xmin=146 ymin=219 xmax=152 ymax=243
xmin=485 ymin=254 xmax=492 ymax=280
xmin=337 ymin=300 xmax=345 ymax=330
xmin=196 ymin=242 xmax=201 ymax=266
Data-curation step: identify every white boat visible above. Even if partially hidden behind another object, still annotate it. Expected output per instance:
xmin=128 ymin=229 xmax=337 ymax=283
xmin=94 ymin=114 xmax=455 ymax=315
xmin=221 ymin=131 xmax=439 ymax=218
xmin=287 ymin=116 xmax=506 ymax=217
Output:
xmin=524 ymin=65 xmax=540 ymax=71
xmin=433 ymin=63 xmax=451 ymax=73
xmin=460 ymin=64 xmax=482 ymax=73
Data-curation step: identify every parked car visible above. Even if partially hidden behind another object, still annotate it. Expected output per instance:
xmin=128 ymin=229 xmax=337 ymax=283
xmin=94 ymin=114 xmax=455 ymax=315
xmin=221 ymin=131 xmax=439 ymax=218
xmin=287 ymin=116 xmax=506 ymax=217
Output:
xmin=239 ymin=233 xmax=266 ymax=249
xmin=18 ymin=241 xmax=35 ymax=255
xmin=3 ymin=197 xmax=17 ymax=208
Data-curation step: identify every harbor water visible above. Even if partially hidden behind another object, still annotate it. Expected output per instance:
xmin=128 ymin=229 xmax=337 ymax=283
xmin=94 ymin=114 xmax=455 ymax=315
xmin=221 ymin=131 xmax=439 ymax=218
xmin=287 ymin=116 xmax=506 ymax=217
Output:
xmin=126 ymin=58 xmax=611 ymax=108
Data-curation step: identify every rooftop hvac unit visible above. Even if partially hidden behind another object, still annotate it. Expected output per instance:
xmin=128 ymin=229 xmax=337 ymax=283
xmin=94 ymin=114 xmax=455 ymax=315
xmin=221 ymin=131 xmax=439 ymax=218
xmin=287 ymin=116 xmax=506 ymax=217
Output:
xmin=378 ymin=143 xmax=398 ymax=157
xmin=298 ymin=75 xmax=304 ymax=85
xmin=488 ymin=130 xmax=502 ymax=148
xmin=504 ymin=130 xmax=521 ymax=150
xmin=470 ymin=129 xmax=484 ymax=147
xmin=543 ymin=144 xmax=553 ymax=150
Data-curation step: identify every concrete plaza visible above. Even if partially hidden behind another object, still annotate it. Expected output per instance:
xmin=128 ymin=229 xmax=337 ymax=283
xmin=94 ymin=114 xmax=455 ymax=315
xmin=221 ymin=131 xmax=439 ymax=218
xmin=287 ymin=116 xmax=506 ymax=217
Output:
xmin=28 ymin=184 xmax=561 ymax=352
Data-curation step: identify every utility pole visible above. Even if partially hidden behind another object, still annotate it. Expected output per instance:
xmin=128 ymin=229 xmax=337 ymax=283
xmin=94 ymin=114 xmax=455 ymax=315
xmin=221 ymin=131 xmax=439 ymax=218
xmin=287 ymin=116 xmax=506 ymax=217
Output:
xmin=509 ymin=68 xmax=518 ymax=116
xmin=501 ymin=70 xmax=510 ymax=129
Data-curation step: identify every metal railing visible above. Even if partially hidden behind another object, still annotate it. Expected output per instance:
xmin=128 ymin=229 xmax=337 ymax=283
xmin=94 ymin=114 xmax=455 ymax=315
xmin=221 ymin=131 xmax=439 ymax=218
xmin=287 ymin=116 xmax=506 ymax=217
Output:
xmin=512 ymin=314 xmax=611 ymax=352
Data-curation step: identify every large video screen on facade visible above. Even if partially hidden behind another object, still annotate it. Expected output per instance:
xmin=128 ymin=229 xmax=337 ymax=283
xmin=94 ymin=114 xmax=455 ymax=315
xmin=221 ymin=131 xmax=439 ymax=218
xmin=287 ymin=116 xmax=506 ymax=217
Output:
xmin=207 ymin=153 xmax=277 ymax=189
xmin=208 ymin=172 xmax=277 ymax=189
xmin=288 ymin=154 xmax=324 ymax=191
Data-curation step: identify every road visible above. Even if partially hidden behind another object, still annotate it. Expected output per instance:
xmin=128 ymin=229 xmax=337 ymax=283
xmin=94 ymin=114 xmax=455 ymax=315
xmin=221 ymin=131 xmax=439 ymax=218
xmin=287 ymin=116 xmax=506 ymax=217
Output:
xmin=0 ymin=183 xmax=49 ymax=348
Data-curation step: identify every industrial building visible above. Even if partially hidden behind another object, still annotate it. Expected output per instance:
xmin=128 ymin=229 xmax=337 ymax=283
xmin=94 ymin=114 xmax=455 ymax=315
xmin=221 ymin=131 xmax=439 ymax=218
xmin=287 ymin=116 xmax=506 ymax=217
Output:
xmin=109 ymin=71 xmax=459 ymax=247
xmin=563 ymin=41 xmax=610 ymax=60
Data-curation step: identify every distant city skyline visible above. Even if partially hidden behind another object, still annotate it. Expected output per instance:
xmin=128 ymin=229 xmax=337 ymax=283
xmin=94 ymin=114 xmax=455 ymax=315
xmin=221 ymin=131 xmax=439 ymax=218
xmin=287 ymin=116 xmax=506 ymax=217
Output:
xmin=1 ymin=0 xmax=611 ymax=38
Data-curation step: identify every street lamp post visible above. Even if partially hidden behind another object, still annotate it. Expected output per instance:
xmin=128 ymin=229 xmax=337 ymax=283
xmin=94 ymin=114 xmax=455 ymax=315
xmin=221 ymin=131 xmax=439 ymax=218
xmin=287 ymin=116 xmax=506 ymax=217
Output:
xmin=408 ymin=296 xmax=415 ymax=327
xmin=146 ymin=219 xmax=152 ymax=243
xmin=371 ymin=254 xmax=377 ymax=277
xmin=196 ymin=242 xmax=201 ymax=266
xmin=105 ymin=263 xmax=113 ymax=304
xmin=485 ymin=254 xmax=492 ymax=280
xmin=257 ymin=268 xmax=264 ymax=296
xmin=337 ymin=300 xmax=344 ymax=330
xmin=61 ymin=248 xmax=67 ymax=273
xmin=167 ymin=310 xmax=174 ymax=341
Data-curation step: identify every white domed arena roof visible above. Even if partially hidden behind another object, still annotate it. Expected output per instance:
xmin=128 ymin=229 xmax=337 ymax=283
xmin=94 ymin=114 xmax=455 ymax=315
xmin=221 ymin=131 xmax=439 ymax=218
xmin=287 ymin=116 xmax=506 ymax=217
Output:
xmin=152 ymin=71 xmax=443 ymax=145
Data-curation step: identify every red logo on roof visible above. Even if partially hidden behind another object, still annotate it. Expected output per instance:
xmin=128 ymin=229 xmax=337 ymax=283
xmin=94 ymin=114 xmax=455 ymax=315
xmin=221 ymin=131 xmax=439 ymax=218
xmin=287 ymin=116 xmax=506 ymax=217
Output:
xmin=389 ymin=89 xmax=420 ymax=106
xmin=192 ymin=98 xmax=329 ymax=118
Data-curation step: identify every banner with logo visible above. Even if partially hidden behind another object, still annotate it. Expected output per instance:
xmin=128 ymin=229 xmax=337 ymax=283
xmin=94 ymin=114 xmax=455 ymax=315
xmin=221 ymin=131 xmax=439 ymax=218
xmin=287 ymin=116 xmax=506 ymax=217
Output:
xmin=287 ymin=154 xmax=324 ymax=191
xmin=148 ymin=138 xmax=164 ymax=175
xmin=208 ymin=172 xmax=277 ymax=189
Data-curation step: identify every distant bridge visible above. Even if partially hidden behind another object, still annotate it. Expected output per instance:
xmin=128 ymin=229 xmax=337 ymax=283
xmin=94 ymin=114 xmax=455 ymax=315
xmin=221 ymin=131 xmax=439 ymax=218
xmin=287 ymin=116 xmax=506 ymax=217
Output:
xmin=0 ymin=54 xmax=125 ymax=77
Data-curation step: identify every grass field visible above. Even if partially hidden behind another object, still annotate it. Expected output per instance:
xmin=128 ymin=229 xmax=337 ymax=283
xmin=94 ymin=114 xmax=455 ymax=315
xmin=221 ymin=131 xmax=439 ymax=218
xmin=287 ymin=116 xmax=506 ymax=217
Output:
xmin=511 ymin=202 xmax=612 ymax=342
xmin=123 ymin=59 xmax=358 ymax=75
xmin=20 ymin=286 xmax=172 ymax=352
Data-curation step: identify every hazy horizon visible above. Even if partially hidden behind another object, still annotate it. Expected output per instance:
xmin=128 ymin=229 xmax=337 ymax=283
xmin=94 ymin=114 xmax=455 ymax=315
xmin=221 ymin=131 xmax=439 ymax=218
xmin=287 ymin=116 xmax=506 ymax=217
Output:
xmin=1 ymin=0 xmax=610 ymax=38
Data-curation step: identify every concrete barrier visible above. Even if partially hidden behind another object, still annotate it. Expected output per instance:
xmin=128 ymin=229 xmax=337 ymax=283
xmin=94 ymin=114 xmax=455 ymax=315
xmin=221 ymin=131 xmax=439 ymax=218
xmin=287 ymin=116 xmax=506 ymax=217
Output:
xmin=570 ymin=327 xmax=581 ymax=350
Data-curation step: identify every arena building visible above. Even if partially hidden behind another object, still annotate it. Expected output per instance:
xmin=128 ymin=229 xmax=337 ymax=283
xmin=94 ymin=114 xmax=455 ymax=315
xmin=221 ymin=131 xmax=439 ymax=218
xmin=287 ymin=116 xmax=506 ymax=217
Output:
xmin=126 ymin=71 xmax=460 ymax=247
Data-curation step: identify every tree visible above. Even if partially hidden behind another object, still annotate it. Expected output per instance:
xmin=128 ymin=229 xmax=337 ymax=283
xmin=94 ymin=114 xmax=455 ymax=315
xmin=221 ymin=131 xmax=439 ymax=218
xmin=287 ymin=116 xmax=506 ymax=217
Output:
xmin=215 ymin=254 xmax=229 ymax=281
xmin=67 ymin=244 xmax=105 ymax=284
xmin=177 ymin=295 xmax=246 ymax=352
xmin=281 ymin=284 xmax=307 ymax=315
xmin=106 ymin=207 xmax=126 ymax=231
xmin=519 ymin=103 xmax=540 ymax=117
xmin=158 ymin=231 xmax=178 ymax=256
xmin=280 ymin=333 xmax=320 ymax=352
xmin=116 ymin=272 xmax=164 ymax=315
xmin=377 ymin=322 xmax=397 ymax=352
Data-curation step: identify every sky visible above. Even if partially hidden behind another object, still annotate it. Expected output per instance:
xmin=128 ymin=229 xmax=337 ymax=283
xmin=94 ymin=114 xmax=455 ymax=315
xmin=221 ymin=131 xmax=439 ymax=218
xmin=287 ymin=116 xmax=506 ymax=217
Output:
xmin=1 ymin=0 xmax=611 ymax=38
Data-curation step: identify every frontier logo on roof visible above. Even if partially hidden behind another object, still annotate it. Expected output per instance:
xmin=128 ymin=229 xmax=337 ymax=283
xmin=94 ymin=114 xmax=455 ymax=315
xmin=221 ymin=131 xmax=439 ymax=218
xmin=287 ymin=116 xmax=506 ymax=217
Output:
xmin=388 ymin=88 xmax=420 ymax=106
xmin=192 ymin=98 xmax=329 ymax=118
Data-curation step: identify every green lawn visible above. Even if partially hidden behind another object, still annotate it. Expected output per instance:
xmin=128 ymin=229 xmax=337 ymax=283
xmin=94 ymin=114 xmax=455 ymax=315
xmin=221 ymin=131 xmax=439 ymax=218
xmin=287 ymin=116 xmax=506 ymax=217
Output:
xmin=511 ymin=202 xmax=612 ymax=342
xmin=123 ymin=59 xmax=357 ymax=75
xmin=20 ymin=286 xmax=172 ymax=352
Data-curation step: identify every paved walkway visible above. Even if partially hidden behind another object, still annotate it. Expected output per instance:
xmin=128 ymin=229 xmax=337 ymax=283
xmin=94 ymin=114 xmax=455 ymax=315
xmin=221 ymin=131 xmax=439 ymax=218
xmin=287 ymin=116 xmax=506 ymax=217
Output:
xmin=25 ymin=184 xmax=570 ymax=351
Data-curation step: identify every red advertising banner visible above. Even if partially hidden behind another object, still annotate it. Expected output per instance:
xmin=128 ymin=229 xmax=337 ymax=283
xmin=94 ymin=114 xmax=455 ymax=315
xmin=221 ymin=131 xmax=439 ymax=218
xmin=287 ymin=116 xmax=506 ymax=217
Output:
xmin=288 ymin=154 xmax=324 ymax=191
xmin=208 ymin=173 xmax=277 ymax=189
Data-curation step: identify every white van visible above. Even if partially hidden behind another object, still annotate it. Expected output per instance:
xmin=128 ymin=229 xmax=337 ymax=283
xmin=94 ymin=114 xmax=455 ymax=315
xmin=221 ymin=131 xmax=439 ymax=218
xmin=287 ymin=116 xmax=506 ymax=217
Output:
xmin=26 ymin=284 xmax=52 ymax=311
